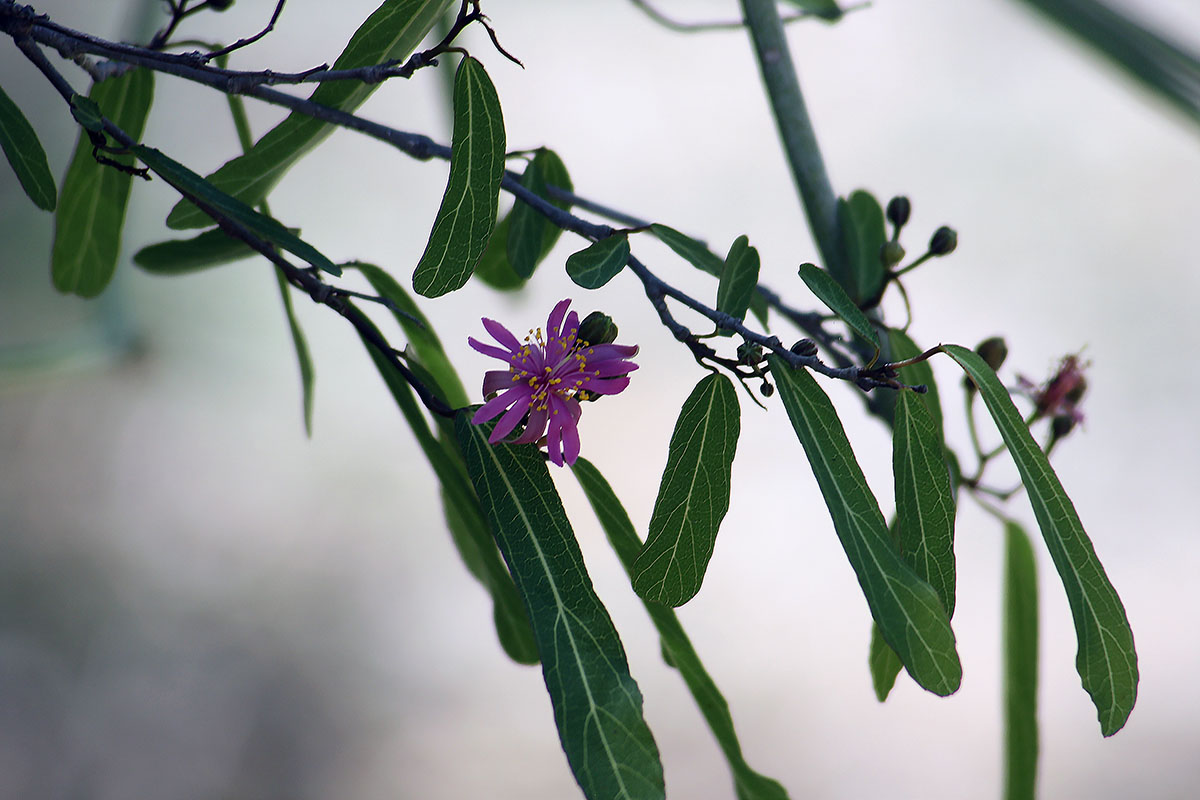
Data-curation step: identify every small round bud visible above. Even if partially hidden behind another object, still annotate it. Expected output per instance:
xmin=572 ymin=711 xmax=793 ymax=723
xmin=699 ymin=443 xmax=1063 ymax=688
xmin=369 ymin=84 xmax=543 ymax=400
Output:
xmin=207 ymin=0 xmax=236 ymax=9
xmin=577 ymin=311 xmax=618 ymax=346
xmin=1051 ymin=414 xmax=1076 ymax=440
xmin=886 ymin=196 xmax=911 ymax=229
xmin=975 ymin=337 xmax=1008 ymax=371
xmin=1065 ymin=375 xmax=1088 ymax=406
xmin=760 ymin=381 xmax=775 ymax=397
xmin=737 ymin=341 xmax=763 ymax=365
xmin=929 ymin=226 xmax=958 ymax=256
xmin=790 ymin=339 xmax=818 ymax=357
xmin=880 ymin=240 xmax=906 ymax=268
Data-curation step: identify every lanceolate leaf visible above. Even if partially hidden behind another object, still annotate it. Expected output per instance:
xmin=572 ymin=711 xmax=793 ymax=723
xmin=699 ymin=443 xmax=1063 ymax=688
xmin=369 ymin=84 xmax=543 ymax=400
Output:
xmin=0 ymin=84 xmax=56 ymax=210
xmin=412 ymin=57 xmax=505 ymax=297
xmin=632 ymin=374 xmax=741 ymax=607
xmin=572 ymin=458 xmax=790 ymax=800
xmin=508 ymin=148 xmax=572 ymax=278
xmin=893 ymin=390 xmax=957 ymax=616
xmin=166 ymin=0 xmax=453 ymax=228
xmin=768 ymin=357 xmax=961 ymax=696
xmin=715 ymin=235 xmax=761 ymax=333
xmin=131 ymin=144 xmax=341 ymax=276
xmin=650 ymin=223 xmax=725 ymax=276
xmin=1003 ymin=521 xmax=1039 ymax=800
xmin=348 ymin=261 xmax=469 ymax=407
xmin=134 ymin=228 xmax=270 ymax=274
xmin=797 ymin=262 xmax=880 ymax=350
xmin=566 ymin=235 xmax=630 ymax=289
xmin=359 ymin=316 xmax=536 ymax=664
xmin=868 ymin=622 xmax=903 ymax=701
xmin=941 ymin=344 xmax=1137 ymax=736
xmin=456 ymin=415 xmax=665 ymax=800
xmin=837 ymin=190 xmax=887 ymax=305
xmin=52 ymin=68 xmax=154 ymax=297
xmin=886 ymin=328 xmax=944 ymax=438
xmin=274 ymin=267 xmax=315 ymax=436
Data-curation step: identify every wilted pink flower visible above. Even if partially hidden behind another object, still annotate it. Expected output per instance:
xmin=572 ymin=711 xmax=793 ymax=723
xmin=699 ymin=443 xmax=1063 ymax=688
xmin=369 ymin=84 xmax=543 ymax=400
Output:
xmin=468 ymin=299 xmax=638 ymax=466
xmin=1017 ymin=353 xmax=1088 ymax=424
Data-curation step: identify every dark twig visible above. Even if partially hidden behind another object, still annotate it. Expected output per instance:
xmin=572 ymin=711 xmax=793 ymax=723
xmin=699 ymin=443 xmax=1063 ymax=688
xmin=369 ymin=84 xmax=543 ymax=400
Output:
xmin=202 ymin=0 xmax=287 ymax=63
xmin=629 ymin=0 xmax=869 ymax=33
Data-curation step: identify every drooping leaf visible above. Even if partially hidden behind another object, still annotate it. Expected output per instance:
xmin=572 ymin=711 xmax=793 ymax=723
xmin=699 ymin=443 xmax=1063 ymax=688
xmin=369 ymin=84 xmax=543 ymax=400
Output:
xmin=868 ymin=622 xmax=903 ymax=702
xmin=347 ymin=261 xmax=468 ymax=407
xmin=131 ymin=144 xmax=341 ymax=276
xmin=412 ymin=56 xmax=505 ymax=297
xmin=650 ymin=223 xmax=725 ymax=276
xmin=715 ymin=235 xmax=761 ymax=334
xmin=273 ymin=267 xmax=315 ymax=436
xmin=456 ymin=414 xmax=665 ymax=800
xmin=632 ymin=374 xmax=740 ymax=607
xmin=565 ymin=235 xmax=630 ymax=289
xmin=0 ymin=84 xmax=56 ymax=210
xmin=885 ymin=328 xmax=944 ymax=437
xmin=52 ymin=68 xmax=154 ymax=297
xmin=572 ymin=458 xmax=790 ymax=800
xmin=507 ymin=148 xmax=572 ymax=278
xmin=893 ymin=390 xmax=957 ymax=616
xmin=473 ymin=211 xmax=526 ymax=290
xmin=941 ymin=344 xmax=1137 ymax=736
xmin=768 ymin=356 xmax=961 ymax=696
xmin=166 ymin=0 xmax=454 ymax=228
xmin=134 ymin=228 xmax=270 ymax=274
xmin=1003 ymin=521 xmax=1040 ymax=800
xmin=359 ymin=315 xmax=536 ymax=664
xmin=797 ymin=262 xmax=880 ymax=350
xmin=837 ymin=190 xmax=887 ymax=305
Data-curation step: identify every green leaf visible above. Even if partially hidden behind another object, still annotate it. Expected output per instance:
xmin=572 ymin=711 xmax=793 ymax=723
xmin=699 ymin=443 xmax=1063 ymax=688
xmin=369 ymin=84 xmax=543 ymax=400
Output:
xmin=273 ymin=266 xmax=315 ymax=435
xmin=52 ymin=68 xmax=154 ymax=297
xmin=131 ymin=143 xmax=341 ymax=276
xmin=507 ymin=148 xmax=572 ymax=278
xmin=565 ymin=235 xmax=630 ymax=289
xmin=941 ymin=344 xmax=1137 ymax=736
xmin=837 ymin=190 xmax=887 ymax=305
xmin=133 ymin=228 xmax=270 ymax=274
xmin=885 ymin=329 xmax=943 ymax=437
xmin=347 ymin=261 xmax=469 ymax=407
xmin=412 ymin=56 xmax=505 ymax=297
xmin=67 ymin=94 xmax=105 ymax=133
xmin=632 ymin=374 xmax=740 ymax=607
xmin=0 ymin=84 xmax=56 ymax=210
xmin=573 ymin=458 xmax=790 ymax=800
xmin=359 ymin=316 xmax=536 ymax=664
xmin=893 ymin=390 xmax=957 ymax=616
xmin=456 ymin=414 xmax=665 ymax=800
xmin=1003 ymin=521 xmax=1039 ymax=800
xmin=650 ymin=223 xmax=725 ymax=277
xmin=868 ymin=622 xmax=903 ymax=702
xmin=166 ymin=0 xmax=453 ymax=228
xmin=473 ymin=211 xmax=526 ymax=290
xmin=797 ymin=262 xmax=880 ymax=350
xmin=780 ymin=0 xmax=844 ymax=21
xmin=715 ymin=235 xmax=761 ymax=334
xmin=768 ymin=356 xmax=961 ymax=696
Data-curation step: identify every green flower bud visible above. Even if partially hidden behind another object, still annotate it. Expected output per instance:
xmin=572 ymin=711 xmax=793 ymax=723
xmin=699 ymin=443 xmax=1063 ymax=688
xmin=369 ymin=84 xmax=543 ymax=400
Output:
xmin=207 ymin=0 xmax=235 ymax=9
xmin=975 ymin=337 xmax=1008 ymax=371
xmin=886 ymin=196 xmax=911 ymax=229
xmin=929 ymin=226 xmax=958 ymax=256
xmin=1051 ymin=414 xmax=1076 ymax=440
xmin=760 ymin=381 xmax=775 ymax=397
xmin=577 ymin=311 xmax=618 ymax=346
xmin=880 ymin=240 xmax=906 ymax=268
xmin=737 ymin=341 xmax=763 ymax=365
xmin=790 ymin=339 xmax=818 ymax=357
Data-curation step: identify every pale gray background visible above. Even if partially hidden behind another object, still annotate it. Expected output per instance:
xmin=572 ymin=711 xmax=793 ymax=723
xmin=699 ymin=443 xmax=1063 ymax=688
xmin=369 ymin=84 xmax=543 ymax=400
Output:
xmin=1 ymin=1 xmax=1198 ymax=798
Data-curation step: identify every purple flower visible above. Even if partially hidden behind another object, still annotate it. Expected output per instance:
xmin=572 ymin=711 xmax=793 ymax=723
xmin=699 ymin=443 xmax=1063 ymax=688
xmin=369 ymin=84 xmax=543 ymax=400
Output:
xmin=468 ymin=299 xmax=638 ymax=466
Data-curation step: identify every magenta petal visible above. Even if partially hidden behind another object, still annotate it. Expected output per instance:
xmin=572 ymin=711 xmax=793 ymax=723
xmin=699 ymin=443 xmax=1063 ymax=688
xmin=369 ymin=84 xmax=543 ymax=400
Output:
xmin=582 ymin=376 xmax=630 ymax=396
xmin=545 ymin=395 xmax=581 ymax=466
xmin=481 ymin=317 xmax=523 ymax=353
xmin=482 ymin=370 xmax=517 ymax=396
xmin=588 ymin=359 xmax=639 ymax=378
xmin=583 ymin=343 xmax=639 ymax=361
xmin=545 ymin=299 xmax=572 ymax=341
xmin=491 ymin=397 xmax=533 ymax=442
xmin=474 ymin=386 xmax=527 ymax=424
xmin=468 ymin=337 xmax=517 ymax=362
xmin=512 ymin=404 xmax=549 ymax=444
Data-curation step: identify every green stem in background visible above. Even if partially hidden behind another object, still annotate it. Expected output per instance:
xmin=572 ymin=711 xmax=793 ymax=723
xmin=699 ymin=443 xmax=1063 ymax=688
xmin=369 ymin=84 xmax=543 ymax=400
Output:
xmin=739 ymin=0 xmax=843 ymax=276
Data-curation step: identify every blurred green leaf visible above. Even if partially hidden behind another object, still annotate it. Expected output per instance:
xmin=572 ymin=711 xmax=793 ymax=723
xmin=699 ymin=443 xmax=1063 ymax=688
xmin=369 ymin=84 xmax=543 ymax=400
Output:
xmin=456 ymin=414 xmax=665 ymax=800
xmin=273 ymin=267 xmax=315 ymax=436
xmin=573 ymin=458 xmax=790 ymax=800
xmin=67 ymin=94 xmax=104 ymax=133
xmin=868 ymin=622 xmax=903 ymax=701
xmin=134 ymin=228 xmax=269 ymax=274
xmin=566 ymin=235 xmax=630 ymax=289
xmin=836 ymin=190 xmax=887 ymax=306
xmin=715 ymin=235 xmax=761 ymax=334
xmin=473 ymin=211 xmax=525 ymax=290
xmin=132 ymin=143 xmax=340 ymax=275
xmin=52 ymin=68 xmax=154 ymax=297
xmin=0 ymin=84 xmax=56 ymax=210
xmin=166 ymin=0 xmax=454 ymax=228
xmin=780 ymin=0 xmax=843 ymax=21
xmin=632 ymin=374 xmax=741 ymax=607
xmin=1003 ymin=521 xmax=1039 ymax=800
xmin=508 ymin=148 xmax=572 ymax=278
xmin=893 ymin=390 xmax=957 ymax=616
xmin=412 ymin=56 xmax=505 ymax=297
xmin=769 ymin=356 xmax=961 ymax=696
xmin=797 ymin=262 xmax=880 ymax=350
xmin=942 ymin=344 xmax=1137 ymax=735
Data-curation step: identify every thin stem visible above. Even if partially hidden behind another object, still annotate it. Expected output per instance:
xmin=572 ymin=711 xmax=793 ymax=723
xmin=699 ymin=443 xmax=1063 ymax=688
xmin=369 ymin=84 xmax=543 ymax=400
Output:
xmin=739 ymin=0 xmax=843 ymax=277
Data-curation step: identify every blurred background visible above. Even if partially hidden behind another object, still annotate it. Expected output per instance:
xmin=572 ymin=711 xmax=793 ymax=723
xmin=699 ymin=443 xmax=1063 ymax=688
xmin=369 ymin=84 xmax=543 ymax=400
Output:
xmin=2 ymin=1 xmax=1198 ymax=798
